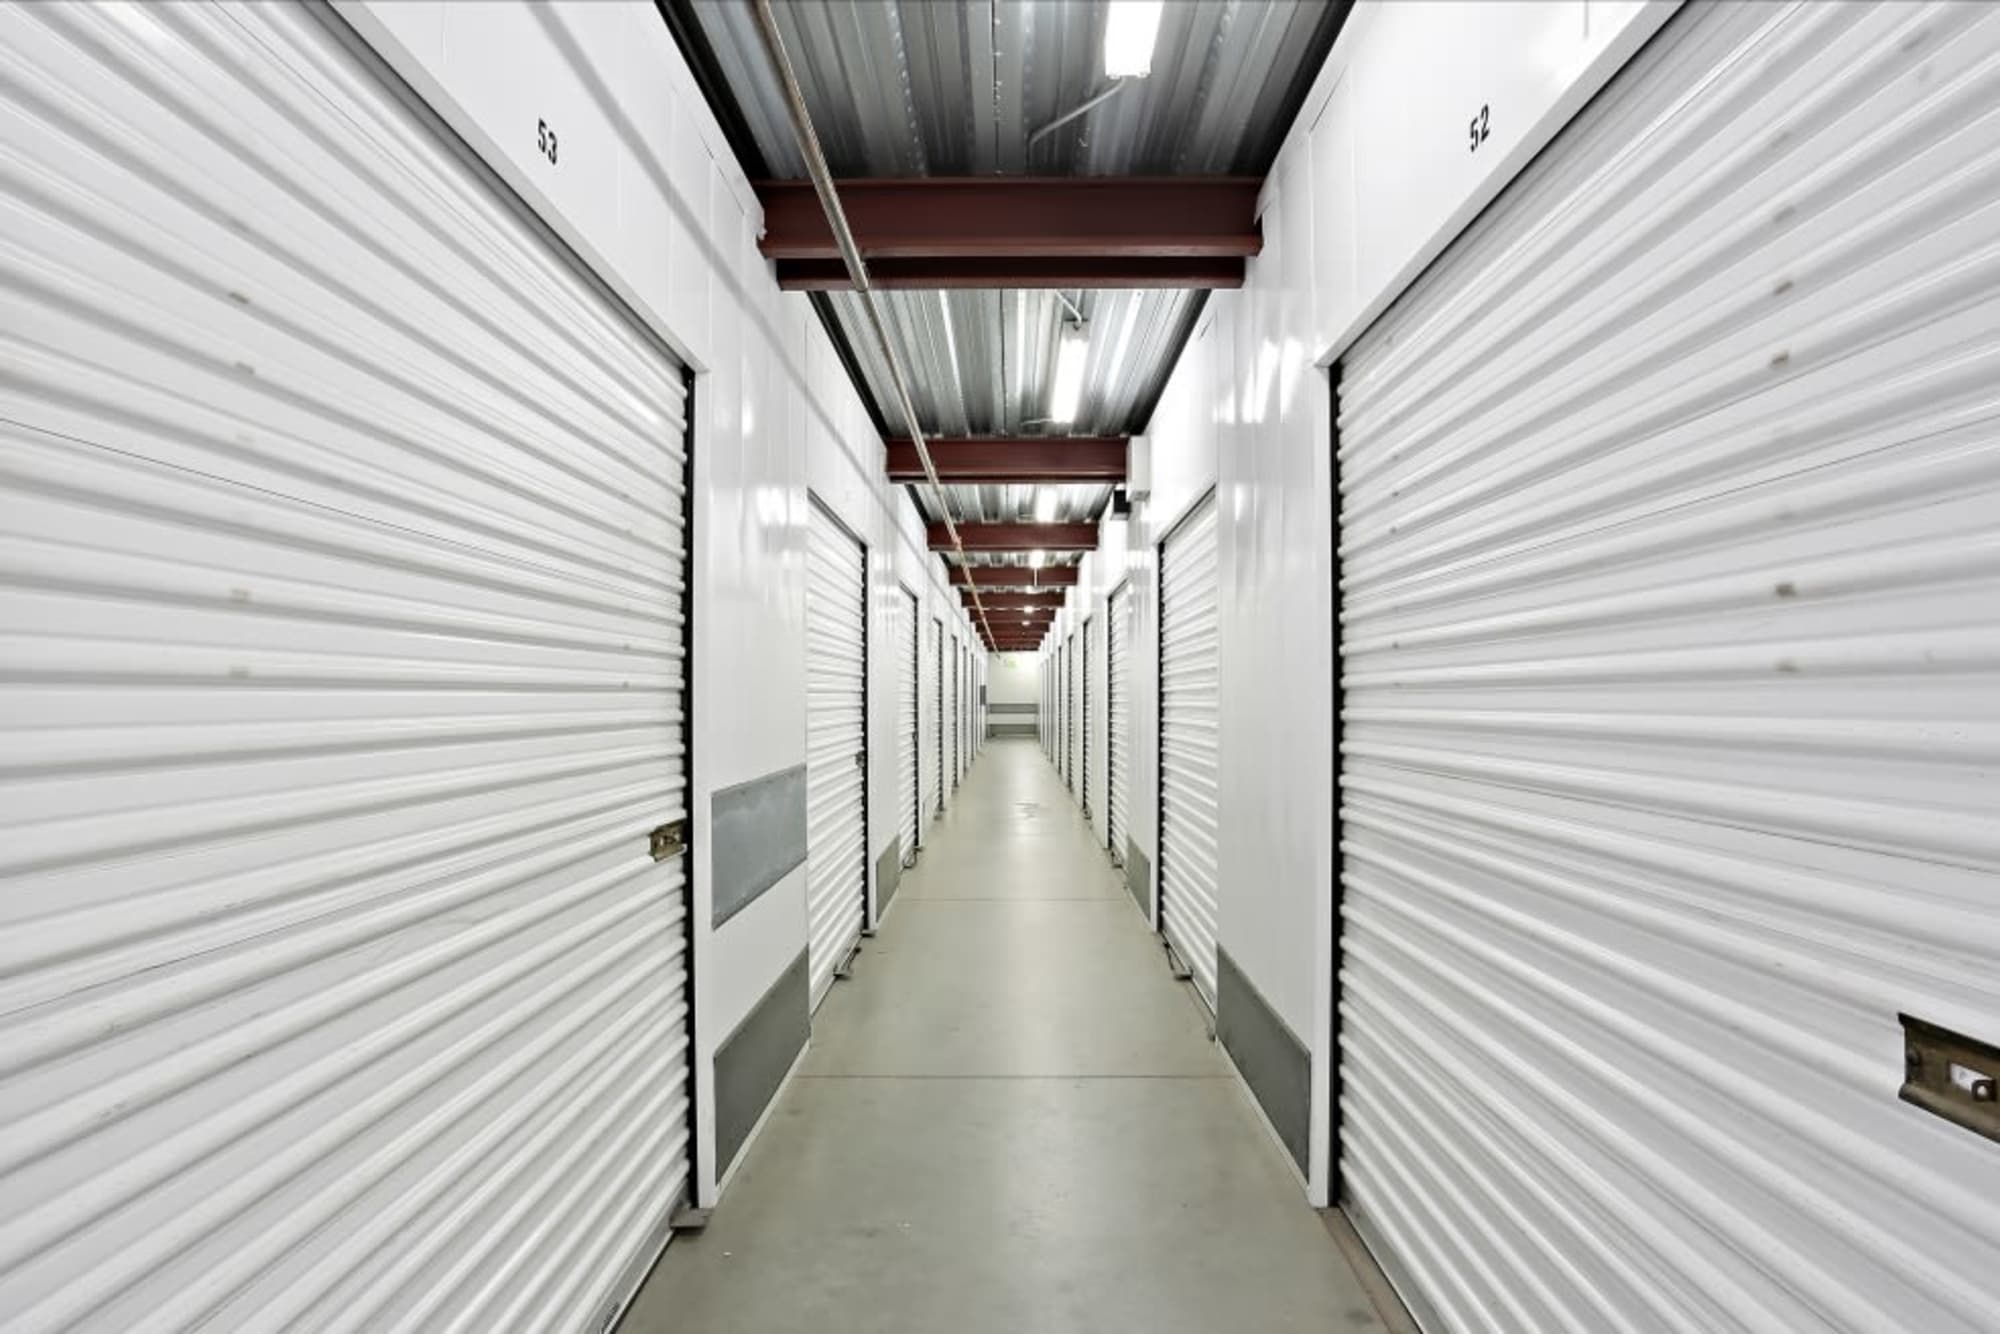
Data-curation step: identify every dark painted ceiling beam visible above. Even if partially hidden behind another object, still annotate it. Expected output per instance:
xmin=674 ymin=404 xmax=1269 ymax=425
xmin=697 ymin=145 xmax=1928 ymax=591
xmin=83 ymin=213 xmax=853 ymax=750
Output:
xmin=758 ymin=177 xmax=1260 ymax=290
xmin=963 ymin=591 xmax=1067 ymax=611
xmin=887 ymin=437 xmax=1126 ymax=484
xmin=951 ymin=565 xmax=1081 ymax=589
xmin=777 ymin=256 xmax=1243 ymax=290
xmin=930 ymin=522 xmax=1097 ymax=553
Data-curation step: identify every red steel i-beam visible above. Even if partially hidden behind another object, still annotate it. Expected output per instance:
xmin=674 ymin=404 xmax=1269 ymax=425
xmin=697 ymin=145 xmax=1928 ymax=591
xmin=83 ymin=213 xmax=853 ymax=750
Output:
xmin=756 ymin=177 xmax=1262 ymax=291
xmin=778 ymin=256 xmax=1245 ymax=290
xmin=929 ymin=522 xmax=1097 ymax=553
xmin=968 ymin=593 xmax=1066 ymax=611
xmin=951 ymin=566 xmax=1081 ymax=589
xmin=886 ymin=437 xmax=1128 ymax=484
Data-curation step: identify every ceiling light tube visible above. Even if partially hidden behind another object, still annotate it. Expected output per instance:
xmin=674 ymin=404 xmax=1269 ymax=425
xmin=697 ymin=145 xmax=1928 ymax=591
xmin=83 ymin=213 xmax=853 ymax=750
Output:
xmin=1104 ymin=0 xmax=1164 ymax=80
xmin=1035 ymin=487 xmax=1060 ymax=523
xmin=1048 ymin=325 xmax=1089 ymax=425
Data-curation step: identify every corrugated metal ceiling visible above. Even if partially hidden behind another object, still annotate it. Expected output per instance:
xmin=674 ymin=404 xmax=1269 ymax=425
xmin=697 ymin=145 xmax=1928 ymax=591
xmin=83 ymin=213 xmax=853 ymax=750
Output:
xmin=827 ymin=288 xmax=1203 ymax=439
xmin=672 ymin=0 xmax=1346 ymax=535
xmin=687 ymin=0 xmax=1345 ymax=178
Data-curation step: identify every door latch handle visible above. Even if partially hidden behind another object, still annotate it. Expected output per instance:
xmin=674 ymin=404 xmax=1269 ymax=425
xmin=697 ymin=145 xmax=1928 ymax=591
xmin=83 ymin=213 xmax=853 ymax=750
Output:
xmin=648 ymin=819 xmax=688 ymax=861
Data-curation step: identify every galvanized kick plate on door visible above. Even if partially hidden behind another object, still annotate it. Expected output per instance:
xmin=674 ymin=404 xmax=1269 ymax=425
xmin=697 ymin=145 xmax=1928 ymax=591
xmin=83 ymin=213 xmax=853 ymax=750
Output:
xmin=649 ymin=819 xmax=689 ymax=861
xmin=1899 ymin=1014 xmax=2000 ymax=1143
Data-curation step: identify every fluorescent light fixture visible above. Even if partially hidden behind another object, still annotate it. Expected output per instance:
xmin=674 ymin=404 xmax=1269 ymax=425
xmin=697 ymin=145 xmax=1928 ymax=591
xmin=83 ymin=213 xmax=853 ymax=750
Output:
xmin=1104 ymin=0 xmax=1164 ymax=79
xmin=1030 ymin=549 xmax=1047 ymax=569
xmin=1035 ymin=487 xmax=1059 ymax=523
xmin=1048 ymin=325 xmax=1088 ymax=425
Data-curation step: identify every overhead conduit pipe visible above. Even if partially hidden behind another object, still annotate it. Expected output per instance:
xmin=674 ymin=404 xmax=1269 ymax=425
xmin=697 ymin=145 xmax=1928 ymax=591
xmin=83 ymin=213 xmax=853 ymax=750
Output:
xmin=749 ymin=0 xmax=1001 ymax=651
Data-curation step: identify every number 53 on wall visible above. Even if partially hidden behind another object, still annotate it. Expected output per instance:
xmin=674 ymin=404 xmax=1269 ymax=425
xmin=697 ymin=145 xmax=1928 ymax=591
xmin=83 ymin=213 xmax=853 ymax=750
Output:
xmin=536 ymin=117 xmax=558 ymax=166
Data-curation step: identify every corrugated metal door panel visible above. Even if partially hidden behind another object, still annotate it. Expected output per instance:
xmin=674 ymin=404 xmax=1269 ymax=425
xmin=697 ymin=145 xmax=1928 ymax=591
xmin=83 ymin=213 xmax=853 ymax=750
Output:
xmin=805 ymin=502 xmax=866 ymax=1012
xmin=1081 ymin=621 xmax=1093 ymax=817
xmin=1066 ymin=633 xmax=1080 ymax=797
xmin=931 ymin=617 xmax=945 ymax=817
xmin=1109 ymin=582 xmax=1133 ymax=857
xmin=1160 ymin=495 xmax=1221 ymax=1008
xmin=0 ymin=4 xmax=693 ymax=1331
xmin=1337 ymin=3 xmax=2000 ymax=1331
xmin=1059 ymin=643 xmax=1069 ymax=785
xmin=896 ymin=589 xmax=919 ymax=860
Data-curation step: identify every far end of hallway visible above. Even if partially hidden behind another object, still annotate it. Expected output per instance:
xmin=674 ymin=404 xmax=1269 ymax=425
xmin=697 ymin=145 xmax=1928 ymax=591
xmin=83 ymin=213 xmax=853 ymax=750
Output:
xmin=624 ymin=739 xmax=1404 ymax=1334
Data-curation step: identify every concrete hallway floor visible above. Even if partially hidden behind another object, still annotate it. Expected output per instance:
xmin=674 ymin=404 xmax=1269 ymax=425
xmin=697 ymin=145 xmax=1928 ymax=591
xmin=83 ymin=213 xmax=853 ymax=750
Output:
xmin=624 ymin=738 xmax=1394 ymax=1334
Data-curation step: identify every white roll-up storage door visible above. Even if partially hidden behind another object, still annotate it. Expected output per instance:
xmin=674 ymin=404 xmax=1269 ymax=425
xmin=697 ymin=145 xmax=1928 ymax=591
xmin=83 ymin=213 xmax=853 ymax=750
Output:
xmin=931 ymin=617 xmax=945 ymax=817
xmin=1108 ymin=582 xmax=1133 ymax=859
xmin=1053 ymin=648 xmax=1062 ymax=770
xmin=1337 ymin=4 xmax=2000 ymax=1331
xmin=947 ymin=640 xmax=959 ymax=792
xmin=1084 ymin=620 xmax=1095 ymax=819
xmin=896 ymin=589 xmax=919 ymax=861
xmin=1058 ymin=642 xmax=1069 ymax=785
xmin=804 ymin=501 xmax=866 ymax=1012
xmin=0 ymin=4 xmax=695 ymax=1329
xmin=1160 ymin=494 xmax=1221 ymax=1007
xmin=1066 ymin=633 xmax=1080 ymax=797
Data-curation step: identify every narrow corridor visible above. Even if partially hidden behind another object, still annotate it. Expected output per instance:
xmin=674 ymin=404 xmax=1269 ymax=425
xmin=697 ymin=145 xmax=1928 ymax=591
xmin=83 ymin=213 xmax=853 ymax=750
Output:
xmin=625 ymin=740 xmax=1391 ymax=1333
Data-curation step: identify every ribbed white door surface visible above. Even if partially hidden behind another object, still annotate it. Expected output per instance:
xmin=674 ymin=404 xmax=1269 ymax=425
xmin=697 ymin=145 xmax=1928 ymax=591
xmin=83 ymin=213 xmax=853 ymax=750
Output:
xmin=804 ymin=502 xmax=866 ymax=1012
xmin=1080 ymin=621 xmax=1093 ymax=818
xmin=949 ymin=646 xmax=961 ymax=790
xmin=931 ymin=617 xmax=945 ymax=817
xmin=895 ymin=589 xmax=919 ymax=861
xmin=1053 ymin=648 xmax=1064 ymax=774
xmin=1108 ymin=583 xmax=1133 ymax=858
xmin=1159 ymin=495 xmax=1221 ymax=1007
xmin=0 ymin=4 xmax=694 ymax=1330
xmin=1057 ymin=644 xmax=1068 ymax=784
xmin=1337 ymin=5 xmax=2000 ymax=1331
xmin=1067 ymin=633 xmax=1081 ymax=796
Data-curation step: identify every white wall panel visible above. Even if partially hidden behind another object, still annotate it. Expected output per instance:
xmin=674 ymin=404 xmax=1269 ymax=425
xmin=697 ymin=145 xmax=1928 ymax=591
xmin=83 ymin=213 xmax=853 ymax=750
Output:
xmin=1338 ymin=3 xmax=2000 ymax=1329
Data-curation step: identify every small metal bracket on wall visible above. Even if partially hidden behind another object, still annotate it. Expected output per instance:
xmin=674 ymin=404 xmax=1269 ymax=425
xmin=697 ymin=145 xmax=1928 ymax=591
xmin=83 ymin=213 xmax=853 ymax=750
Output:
xmin=1900 ymin=1013 xmax=2000 ymax=1144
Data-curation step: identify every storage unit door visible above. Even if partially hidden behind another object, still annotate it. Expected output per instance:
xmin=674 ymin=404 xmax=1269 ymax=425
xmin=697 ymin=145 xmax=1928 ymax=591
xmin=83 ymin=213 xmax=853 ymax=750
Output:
xmin=0 ymin=5 xmax=696 ymax=1329
xmin=1056 ymin=652 xmax=1072 ymax=776
xmin=1066 ymin=635 xmax=1079 ymax=795
xmin=896 ymin=590 xmax=920 ymax=860
xmin=932 ymin=618 xmax=945 ymax=815
xmin=804 ymin=502 xmax=866 ymax=1012
xmin=1336 ymin=4 xmax=2000 ymax=1331
xmin=1159 ymin=495 xmax=1221 ymax=1007
xmin=1081 ymin=621 xmax=1093 ymax=817
xmin=1108 ymin=583 xmax=1133 ymax=858
xmin=1059 ymin=645 xmax=1071 ymax=786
